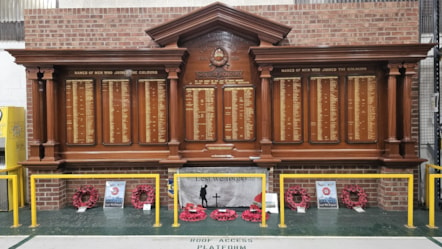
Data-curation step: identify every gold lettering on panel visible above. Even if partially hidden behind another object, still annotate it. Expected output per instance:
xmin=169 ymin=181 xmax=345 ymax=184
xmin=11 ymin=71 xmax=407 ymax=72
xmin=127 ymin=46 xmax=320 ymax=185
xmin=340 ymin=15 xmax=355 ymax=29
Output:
xmin=66 ymin=79 xmax=95 ymax=145
xmin=309 ymin=76 xmax=339 ymax=143
xmin=102 ymin=79 xmax=131 ymax=145
xmin=223 ymin=86 xmax=255 ymax=141
xmin=347 ymin=75 xmax=377 ymax=143
xmin=273 ymin=77 xmax=302 ymax=143
xmin=185 ymin=87 xmax=216 ymax=141
xmin=138 ymin=79 xmax=167 ymax=143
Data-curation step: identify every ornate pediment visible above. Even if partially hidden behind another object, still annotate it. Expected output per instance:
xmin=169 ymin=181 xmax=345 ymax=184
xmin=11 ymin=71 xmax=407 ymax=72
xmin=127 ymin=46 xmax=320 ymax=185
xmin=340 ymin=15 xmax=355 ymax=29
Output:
xmin=145 ymin=2 xmax=291 ymax=47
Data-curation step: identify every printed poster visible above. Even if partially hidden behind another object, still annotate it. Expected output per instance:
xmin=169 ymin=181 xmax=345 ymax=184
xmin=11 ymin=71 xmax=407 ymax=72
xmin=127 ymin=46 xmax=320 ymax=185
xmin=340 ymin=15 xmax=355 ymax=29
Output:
xmin=104 ymin=181 xmax=126 ymax=208
xmin=316 ymin=181 xmax=338 ymax=209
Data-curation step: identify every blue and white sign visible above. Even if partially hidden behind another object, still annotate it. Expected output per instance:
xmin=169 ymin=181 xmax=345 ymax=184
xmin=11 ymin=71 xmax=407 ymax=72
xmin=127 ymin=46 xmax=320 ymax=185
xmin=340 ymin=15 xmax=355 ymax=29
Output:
xmin=316 ymin=181 xmax=338 ymax=209
xmin=104 ymin=181 xmax=126 ymax=208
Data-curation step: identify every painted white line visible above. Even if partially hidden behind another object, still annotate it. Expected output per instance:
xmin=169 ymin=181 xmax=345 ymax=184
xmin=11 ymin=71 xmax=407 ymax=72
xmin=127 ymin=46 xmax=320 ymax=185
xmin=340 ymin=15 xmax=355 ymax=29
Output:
xmin=14 ymin=236 xmax=442 ymax=249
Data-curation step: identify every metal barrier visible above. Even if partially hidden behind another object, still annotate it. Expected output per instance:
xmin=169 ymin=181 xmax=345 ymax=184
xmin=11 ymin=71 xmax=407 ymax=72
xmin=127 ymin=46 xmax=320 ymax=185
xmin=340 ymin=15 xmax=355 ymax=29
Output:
xmin=279 ymin=173 xmax=415 ymax=228
xmin=425 ymin=163 xmax=442 ymax=208
xmin=173 ymin=173 xmax=267 ymax=228
xmin=427 ymin=173 xmax=442 ymax=228
xmin=30 ymin=174 xmax=161 ymax=228
xmin=0 ymin=174 xmax=19 ymax=227
xmin=0 ymin=165 xmax=25 ymax=208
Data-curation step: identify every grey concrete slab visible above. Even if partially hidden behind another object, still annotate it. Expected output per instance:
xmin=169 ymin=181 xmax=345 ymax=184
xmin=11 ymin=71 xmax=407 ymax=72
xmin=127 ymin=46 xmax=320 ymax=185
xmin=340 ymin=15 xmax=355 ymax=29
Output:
xmin=12 ymin=236 xmax=442 ymax=249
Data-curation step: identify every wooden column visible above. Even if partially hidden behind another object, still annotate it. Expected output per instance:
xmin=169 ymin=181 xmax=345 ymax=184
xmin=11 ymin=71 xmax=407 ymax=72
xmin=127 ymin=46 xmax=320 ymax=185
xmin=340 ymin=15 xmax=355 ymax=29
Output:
xmin=255 ymin=65 xmax=280 ymax=165
xmin=383 ymin=63 xmax=401 ymax=159
xmin=26 ymin=68 xmax=44 ymax=161
xmin=162 ymin=66 xmax=185 ymax=164
xmin=42 ymin=68 xmax=59 ymax=161
xmin=401 ymin=63 xmax=418 ymax=158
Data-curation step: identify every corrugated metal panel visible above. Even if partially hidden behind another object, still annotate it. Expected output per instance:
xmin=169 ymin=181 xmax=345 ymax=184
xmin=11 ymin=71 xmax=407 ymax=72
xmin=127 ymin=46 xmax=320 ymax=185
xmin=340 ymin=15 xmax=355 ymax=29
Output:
xmin=0 ymin=0 xmax=58 ymax=22
xmin=0 ymin=0 xmax=57 ymax=41
xmin=0 ymin=22 xmax=24 ymax=41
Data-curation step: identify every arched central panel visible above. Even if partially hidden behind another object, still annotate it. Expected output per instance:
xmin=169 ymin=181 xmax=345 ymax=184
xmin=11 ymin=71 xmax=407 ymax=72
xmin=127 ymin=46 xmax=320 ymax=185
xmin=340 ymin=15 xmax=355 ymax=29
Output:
xmin=179 ymin=30 xmax=260 ymax=158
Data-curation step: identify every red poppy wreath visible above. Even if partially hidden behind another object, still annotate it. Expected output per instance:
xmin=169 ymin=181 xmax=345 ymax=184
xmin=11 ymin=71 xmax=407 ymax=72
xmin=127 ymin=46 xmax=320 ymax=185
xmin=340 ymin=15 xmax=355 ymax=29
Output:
xmin=72 ymin=185 xmax=99 ymax=208
xmin=340 ymin=184 xmax=368 ymax=209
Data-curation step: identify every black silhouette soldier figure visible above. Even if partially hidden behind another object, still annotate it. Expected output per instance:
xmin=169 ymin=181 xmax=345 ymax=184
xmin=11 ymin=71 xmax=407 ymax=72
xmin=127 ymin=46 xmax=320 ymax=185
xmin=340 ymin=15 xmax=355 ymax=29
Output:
xmin=200 ymin=185 xmax=208 ymax=208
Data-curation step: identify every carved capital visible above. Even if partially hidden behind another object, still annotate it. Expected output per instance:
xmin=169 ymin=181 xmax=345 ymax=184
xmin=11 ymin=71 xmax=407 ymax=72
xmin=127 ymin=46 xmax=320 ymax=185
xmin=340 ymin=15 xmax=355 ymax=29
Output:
xmin=26 ymin=67 xmax=54 ymax=80
xmin=165 ymin=66 xmax=181 ymax=80
xmin=258 ymin=65 xmax=273 ymax=78
xmin=387 ymin=63 xmax=401 ymax=76
xmin=402 ymin=63 xmax=417 ymax=75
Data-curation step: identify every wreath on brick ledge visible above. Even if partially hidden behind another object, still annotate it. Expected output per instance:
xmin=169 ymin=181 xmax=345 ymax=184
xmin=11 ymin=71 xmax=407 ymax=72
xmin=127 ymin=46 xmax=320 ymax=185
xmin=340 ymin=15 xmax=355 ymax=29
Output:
xmin=72 ymin=185 xmax=99 ymax=208
xmin=131 ymin=185 xmax=155 ymax=209
xmin=285 ymin=185 xmax=311 ymax=210
xmin=340 ymin=184 xmax=368 ymax=209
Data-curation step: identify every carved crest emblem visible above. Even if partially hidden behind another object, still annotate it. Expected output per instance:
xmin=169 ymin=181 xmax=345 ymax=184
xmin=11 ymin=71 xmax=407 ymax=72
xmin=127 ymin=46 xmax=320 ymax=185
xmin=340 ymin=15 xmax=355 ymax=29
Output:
xmin=210 ymin=47 xmax=229 ymax=68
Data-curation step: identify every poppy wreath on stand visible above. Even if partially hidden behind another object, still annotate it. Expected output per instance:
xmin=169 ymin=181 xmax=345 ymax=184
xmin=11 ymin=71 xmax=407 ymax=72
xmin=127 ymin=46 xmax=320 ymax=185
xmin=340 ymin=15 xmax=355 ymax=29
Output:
xmin=285 ymin=186 xmax=311 ymax=210
xmin=340 ymin=184 xmax=368 ymax=209
xmin=72 ymin=185 xmax=99 ymax=208
xmin=131 ymin=185 xmax=155 ymax=209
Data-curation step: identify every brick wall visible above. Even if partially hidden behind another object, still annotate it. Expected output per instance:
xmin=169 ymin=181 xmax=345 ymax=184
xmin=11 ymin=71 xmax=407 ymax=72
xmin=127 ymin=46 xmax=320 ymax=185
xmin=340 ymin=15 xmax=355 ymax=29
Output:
xmin=23 ymin=2 xmax=419 ymax=49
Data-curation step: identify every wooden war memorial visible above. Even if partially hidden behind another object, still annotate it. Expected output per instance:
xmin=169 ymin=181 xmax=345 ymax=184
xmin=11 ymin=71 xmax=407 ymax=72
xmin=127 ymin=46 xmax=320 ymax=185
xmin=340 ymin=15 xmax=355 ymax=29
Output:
xmin=8 ymin=3 xmax=434 ymax=210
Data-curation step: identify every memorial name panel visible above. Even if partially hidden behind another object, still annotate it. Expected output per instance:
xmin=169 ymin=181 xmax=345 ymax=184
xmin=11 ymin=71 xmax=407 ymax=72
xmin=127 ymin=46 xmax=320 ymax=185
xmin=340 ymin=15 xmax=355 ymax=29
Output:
xmin=309 ymin=76 xmax=340 ymax=143
xmin=273 ymin=77 xmax=303 ymax=143
xmin=185 ymin=87 xmax=216 ymax=141
xmin=138 ymin=79 xmax=168 ymax=144
xmin=223 ymin=86 xmax=255 ymax=141
xmin=65 ymin=79 xmax=96 ymax=145
xmin=102 ymin=79 xmax=131 ymax=145
xmin=347 ymin=75 xmax=377 ymax=143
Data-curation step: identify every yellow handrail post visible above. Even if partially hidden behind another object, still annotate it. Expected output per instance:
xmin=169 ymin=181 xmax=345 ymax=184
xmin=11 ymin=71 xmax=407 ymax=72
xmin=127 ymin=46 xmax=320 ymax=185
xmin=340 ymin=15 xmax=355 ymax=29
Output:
xmin=426 ymin=164 xmax=430 ymax=208
xmin=260 ymin=174 xmax=267 ymax=228
xmin=11 ymin=175 xmax=20 ymax=227
xmin=427 ymin=174 xmax=438 ymax=228
xmin=19 ymin=166 xmax=25 ymax=208
xmin=406 ymin=175 xmax=415 ymax=228
xmin=30 ymin=174 xmax=38 ymax=228
xmin=278 ymin=174 xmax=286 ymax=228
xmin=172 ymin=173 xmax=180 ymax=227
xmin=153 ymin=174 xmax=161 ymax=227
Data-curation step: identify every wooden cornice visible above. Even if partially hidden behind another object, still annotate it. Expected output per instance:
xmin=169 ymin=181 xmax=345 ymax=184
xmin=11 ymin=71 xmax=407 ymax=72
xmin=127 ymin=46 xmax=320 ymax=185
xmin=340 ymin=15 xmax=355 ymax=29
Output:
xmin=6 ymin=48 xmax=188 ymax=67
xmin=145 ymin=2 xmax=291 ymax=47
xmin=250 ymin=43 xmax=435 ymax=65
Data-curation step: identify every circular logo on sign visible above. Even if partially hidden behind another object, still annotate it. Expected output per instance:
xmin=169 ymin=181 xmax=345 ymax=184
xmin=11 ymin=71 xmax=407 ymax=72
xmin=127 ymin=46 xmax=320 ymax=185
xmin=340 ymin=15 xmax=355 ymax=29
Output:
xmin=111 ymin=187 xmax=119 ymax=195
xmin=322 ymin=187 xmax=331 ymax=196
xmin=210 ymin=47 xmax=228 ymax=67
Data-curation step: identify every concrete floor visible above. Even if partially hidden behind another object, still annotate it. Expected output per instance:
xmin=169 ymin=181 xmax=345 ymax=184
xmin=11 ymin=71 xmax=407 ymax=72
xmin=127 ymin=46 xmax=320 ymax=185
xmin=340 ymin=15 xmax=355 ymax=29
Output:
xmin=2 ymin=206 xmax=442 ymax=248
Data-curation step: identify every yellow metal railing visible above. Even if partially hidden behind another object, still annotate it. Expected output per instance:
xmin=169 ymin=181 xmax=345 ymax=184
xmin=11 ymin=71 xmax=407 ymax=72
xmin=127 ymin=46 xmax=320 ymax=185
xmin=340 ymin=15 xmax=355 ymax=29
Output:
xmin=279 ymin=173 xmax=415 ymax=228
xmin=425 ymin=163 xmax=442 ymax=208
xmin=427 ymin=173 xmax=442 ymax=228
xmin=173 ymin=173 xmax=267 ymax=228
xmin=0 ymin=175 xmax=19 ymax=227
xmin=0 ymin=165 xmax=25 ymax=208
xmin=30 ymin=174 xmax=161 ymax=228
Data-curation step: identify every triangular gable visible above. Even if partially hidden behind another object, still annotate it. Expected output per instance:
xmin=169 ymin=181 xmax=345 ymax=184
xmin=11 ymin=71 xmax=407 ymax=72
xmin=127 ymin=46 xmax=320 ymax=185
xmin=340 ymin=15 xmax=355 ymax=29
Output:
xmin=145 ymin=2 xmax=291 ymax=47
